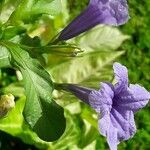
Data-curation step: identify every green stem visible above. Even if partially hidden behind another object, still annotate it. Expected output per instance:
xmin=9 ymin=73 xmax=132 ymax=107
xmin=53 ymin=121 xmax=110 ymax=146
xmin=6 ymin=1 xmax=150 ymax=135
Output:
xmin=54 ymin=83 xmax=69 ymax=91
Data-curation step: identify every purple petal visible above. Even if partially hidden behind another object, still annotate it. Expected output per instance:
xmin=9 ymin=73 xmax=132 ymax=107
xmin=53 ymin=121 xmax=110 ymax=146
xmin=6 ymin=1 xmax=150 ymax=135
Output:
xmin=89 ymin=82 xmax=114 ymax=117
xmin=90 ymin=0 xmax=129 ymax=25
xmin=58 ymin=0 xmax=129 ymax=41
xmin=115 ymin=84 xmax=150 ymax=112
xmin=98 ymin=114 xmax=118 ymax=150
xmin=113 ymin=62 xmax=128 ymax=94
xmin=58 ymin=5 xmax=102 ymax=40
xmin=98 ymin=108 xmax=136 ymax=150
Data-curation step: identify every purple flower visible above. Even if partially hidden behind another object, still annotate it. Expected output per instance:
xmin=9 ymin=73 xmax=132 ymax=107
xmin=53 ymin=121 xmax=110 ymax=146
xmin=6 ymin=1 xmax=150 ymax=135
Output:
xmin=58 ymin=0 xmax=129 ymax=41
xmin=60 ymin=63 xmax=150 ymax=150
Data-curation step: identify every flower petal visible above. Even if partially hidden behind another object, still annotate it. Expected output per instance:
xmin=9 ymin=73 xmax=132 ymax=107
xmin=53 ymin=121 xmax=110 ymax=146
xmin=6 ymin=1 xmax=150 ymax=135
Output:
xmin=98 ymin=114 xmax=118 ymax=150
xmin=98 ymin=108 xmax=136 ymax=150
xmin=113 ymin=62 xmax=128 ymax=94
xmin=58 ymin=0 xmax=129 ymax=40
xmin=90 ymin=0 xmax=129 ymax=25
xmin=58 ymin=5 xmax=101 ymax=41
xmin=89 ymin=82 xmax=114 ymax=117
xmin=116 ymin=84 xmax=150 ymax=112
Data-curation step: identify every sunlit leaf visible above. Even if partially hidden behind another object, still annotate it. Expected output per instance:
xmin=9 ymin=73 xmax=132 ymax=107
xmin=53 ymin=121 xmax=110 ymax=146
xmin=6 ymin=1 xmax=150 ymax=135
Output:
xmin=0 ymin=45 xmax=11 ymax=68
xmin=49 ymin=51 xmax=123 ymax=86
xmin=8 ymin=0 xmax=62 ymax=25
xmin=0 ymin=98 xmax=82 ymax=150
xmin=75 ymin=25 xmax=129 ymax=52
xmin=0 ymin=98 xmax=51 ymax=149
xmin=48 ymin=26 xmax=127 ymax=87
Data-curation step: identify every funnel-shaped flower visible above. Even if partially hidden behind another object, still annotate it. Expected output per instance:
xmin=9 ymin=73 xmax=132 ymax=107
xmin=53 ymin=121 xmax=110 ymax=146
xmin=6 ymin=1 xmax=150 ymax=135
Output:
xmin=58 ymin=0 xmax=129 ymax=41
xmin=59 ymin=63 xmax=150 ymax=150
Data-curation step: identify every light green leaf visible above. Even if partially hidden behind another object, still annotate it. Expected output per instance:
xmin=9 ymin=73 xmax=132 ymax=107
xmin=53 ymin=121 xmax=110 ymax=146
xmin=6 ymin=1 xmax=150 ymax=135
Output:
xmin=0 ymin=97 xmax=81 ymax=149
xmin=0 ymin=97 xmax=51 ymax=149
xmin=2 ymin=82 xmax=24 ymax=97
xmin=48 ymin=26 xmax=127 ymax=86
xmin=31 ymin=0 xmax=62 ymax=16
xmin=9 ymin=0 xmax=62 ymax=25
xmin=49 ymin=50 xmax=123 ymax=86
xmin=75 ymin=25 xmax=129 ymax=52
xmin=0 ymin=40 xmax=66 ymax=141
xmin=0 ymin=45 xmax=11 ymax=68
xmin=0 ymin=0 xmax=21 ymax=24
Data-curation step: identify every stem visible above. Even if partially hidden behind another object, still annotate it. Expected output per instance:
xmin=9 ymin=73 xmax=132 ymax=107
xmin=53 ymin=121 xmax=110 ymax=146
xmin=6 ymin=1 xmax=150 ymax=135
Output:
xmin=54 ymin=83 xmax=69 ymax=91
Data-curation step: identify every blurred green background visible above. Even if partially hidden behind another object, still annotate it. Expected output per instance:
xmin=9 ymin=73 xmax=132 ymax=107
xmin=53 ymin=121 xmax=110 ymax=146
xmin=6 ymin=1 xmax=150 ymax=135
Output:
xmin=0 ymin=0 xmax=150 ymax=150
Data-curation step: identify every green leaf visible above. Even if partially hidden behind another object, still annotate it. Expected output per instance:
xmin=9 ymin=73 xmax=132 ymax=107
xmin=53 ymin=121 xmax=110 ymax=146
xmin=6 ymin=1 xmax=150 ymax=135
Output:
xmin=48 ymin=50 xmax=123 ymax=86
xmin=51 ymin=110 xmax=81 ymax=150
xmin=48 ymin=26 xmax=127 ymax=86
xmin=0 ymin=45 xmax=11 ymax=68
xmin=9 ymin=0 xmax=62 ymax=25
xmin=0 ymin=0 xmax=21 ymax=24
xmin=0 ymin=0 xmax=5 ymax=14
xmin=0 ymin=41 xmax=66 ymax=141
xmin=1 ymin=26 xmax=26 ymax=40
xmin=0 ymin=97 xmax=81 ymax=149
xmin=75 ymin=25 xmax=129 ymax=52
xmin=2 ymin=82 xmax=24 ymax=97
xmin=0 ymin=97 xmax=51 ymax=149
xmin=31 ymin=0 xmax=62 ymax=16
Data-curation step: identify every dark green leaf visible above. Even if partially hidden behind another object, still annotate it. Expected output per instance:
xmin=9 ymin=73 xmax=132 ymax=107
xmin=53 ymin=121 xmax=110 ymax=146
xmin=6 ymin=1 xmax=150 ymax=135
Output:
xmin=51 ymin=110 xmax=81 ymax=149
xmin=0 ymin=40 xmax=66 ymax=141
xmin=0 ymin=0 xmax=5 ymax=14
xmin=0 ymin=98 xmax=81 ymax=149
xmin=0 ymin=97 xmax=50 ymax=149
xmin=1 ymin=26 xmax=26 ymax=40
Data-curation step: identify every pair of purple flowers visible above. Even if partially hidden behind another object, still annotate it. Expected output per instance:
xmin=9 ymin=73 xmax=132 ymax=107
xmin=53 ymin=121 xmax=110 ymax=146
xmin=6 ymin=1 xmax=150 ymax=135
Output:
xmin=58 ymin=63 xmax=150 ymax=150
xmin=54 ymin=0 xmax=150 ymax=150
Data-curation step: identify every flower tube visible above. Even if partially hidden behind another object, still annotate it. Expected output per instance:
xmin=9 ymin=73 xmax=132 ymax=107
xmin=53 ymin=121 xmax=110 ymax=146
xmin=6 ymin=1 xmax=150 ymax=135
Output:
xmin=58 ymin=0 xmax=129 ymax=41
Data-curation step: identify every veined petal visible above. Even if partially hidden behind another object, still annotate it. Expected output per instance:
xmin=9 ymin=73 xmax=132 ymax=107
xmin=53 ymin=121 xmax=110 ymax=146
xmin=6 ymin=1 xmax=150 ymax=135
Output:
xmin=90 ymin=0 xmax=129 ymax=25
xmin=113 ymin=62 xmax=128 ymax=94
xmin=116 ymin=84 xmax=150 ymax=112
xmin=89 ymin=82 xmax=113 ymax=117
xmin=98 ymin=108 xmax=136 ymax=150
xmin=110 ymin=108 xmax=136 ymax=141
xmin=98 ymin=114 xmax=118 ymax=150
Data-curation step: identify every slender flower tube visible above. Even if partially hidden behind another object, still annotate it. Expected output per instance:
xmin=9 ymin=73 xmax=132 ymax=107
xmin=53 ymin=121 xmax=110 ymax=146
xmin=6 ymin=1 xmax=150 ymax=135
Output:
xmin=58 ymin=0 xmax=129 ymax=41
xmin=57 ymin=63 xmax=150 ymax=150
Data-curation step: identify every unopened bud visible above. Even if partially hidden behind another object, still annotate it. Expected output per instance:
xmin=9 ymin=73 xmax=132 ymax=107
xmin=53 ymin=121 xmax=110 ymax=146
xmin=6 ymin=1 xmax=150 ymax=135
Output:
xmin=0 ymin=94 xmax=15 ymax=118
